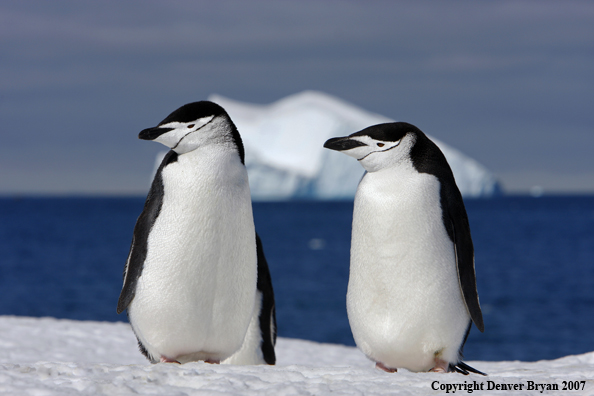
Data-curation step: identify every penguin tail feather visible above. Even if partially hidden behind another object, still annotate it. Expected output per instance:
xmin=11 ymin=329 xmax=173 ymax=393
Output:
xmin=449 ymin=361 xmax=487 ymax=376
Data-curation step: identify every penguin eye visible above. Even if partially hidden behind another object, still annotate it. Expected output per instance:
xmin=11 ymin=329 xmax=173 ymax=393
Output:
xmin=377 ymin=143 xmax=385 ymax=147
xmin=187 ymin=124 xmax=195 ymax=129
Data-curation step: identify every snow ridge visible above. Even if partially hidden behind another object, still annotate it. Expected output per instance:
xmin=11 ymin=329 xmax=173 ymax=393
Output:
xmin=1 ymin=316 xmax=593 ymax=395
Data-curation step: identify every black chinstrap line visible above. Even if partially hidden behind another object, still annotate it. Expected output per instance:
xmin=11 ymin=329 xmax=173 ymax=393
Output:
xmin=171 ymin=116 xmax=216 ymax=150
xmin=356 ymin=140 xmax=401 ymax=161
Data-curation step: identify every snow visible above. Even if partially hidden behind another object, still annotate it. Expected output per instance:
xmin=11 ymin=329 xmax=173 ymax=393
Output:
xmin=1 ymin=316 xmax=593 ymax=395
xmin=204 ymin=91 xmax=500 ymax=200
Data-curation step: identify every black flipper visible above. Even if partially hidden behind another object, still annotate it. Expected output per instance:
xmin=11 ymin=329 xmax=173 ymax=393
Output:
xmin=255 ymin=233 xmax=277 ymax=365
xmin=445 ymin=190 xmax=484 ymax=332
xmin=116 ymin=151 xmax=178 ymax=314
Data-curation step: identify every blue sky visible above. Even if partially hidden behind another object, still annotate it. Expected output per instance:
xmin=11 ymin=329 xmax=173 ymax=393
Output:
xmin=1 ymin=0 xmax=593 ymax=195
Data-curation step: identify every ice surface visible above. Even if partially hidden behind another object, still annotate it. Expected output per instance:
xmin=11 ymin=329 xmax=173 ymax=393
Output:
xmin=205 ymin=91 xmax=501 ymax=200
xmin=1 ymin=316 xmax=593 ymax=395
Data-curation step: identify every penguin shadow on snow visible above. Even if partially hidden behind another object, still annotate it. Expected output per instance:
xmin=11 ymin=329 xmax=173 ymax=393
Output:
xmin=324 ymin=122 xmax=486 ymax=376
xmin=117 ymin=101 xmax=276 ymax=366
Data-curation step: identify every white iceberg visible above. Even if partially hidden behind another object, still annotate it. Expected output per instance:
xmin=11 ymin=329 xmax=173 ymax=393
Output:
xmin=1 ymin=316 xmax=593 ymax=395
xmin=207 ymin=91 xmax=501 ymax=200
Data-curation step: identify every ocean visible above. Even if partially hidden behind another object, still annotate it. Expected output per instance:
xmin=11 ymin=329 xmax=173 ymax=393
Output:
xmin=0 ymin=196 xmax=592 ymax=363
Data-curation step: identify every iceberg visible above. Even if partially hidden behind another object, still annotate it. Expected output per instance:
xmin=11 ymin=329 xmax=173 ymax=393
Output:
xmin=208 ymin=91 xmax=500 ymax=200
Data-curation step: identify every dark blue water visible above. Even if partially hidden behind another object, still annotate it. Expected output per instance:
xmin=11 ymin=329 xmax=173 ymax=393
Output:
xmin=0 ymin=196 xmax=593 ymax=362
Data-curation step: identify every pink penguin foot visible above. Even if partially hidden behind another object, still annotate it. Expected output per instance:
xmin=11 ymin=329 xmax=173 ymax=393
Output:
xmin=160 ymin=356 xmax=181 ymax=364
xmin=429 ymin=358 xmax=449 ymax=373
xmin=375 ymin=362 xmax=398 ymax=373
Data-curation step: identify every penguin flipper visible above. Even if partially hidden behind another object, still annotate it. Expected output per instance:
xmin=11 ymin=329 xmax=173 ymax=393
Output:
xmin=256 ymin=233 xmax=277 ymax=365
xmin=117 ymin=151 xmax=177 ymax=314
xmin=441 ymin=186 xmax=484 ymax=333
xmin=117 ymin=238 xmax=139 ymax=314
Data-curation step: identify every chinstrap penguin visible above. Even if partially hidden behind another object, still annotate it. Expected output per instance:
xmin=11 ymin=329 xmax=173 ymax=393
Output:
xmin=324 ymin=122 xmax=485 ymax=375
xmin=117 ymin=101 xmax=276 ymax=365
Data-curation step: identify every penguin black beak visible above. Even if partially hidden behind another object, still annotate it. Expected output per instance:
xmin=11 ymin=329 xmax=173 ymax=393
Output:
xmin=139 ymin=126 xmax=174 ymax=141
xmin=323 ymin=136 xmax=367 ymax=151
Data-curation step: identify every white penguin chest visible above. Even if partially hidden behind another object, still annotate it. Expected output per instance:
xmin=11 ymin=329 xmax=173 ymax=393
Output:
xmin=347 ymin=164 xmax=468 ymax=369
xmin=129 ymin=148 xmax=257 ymax=361
xmin=146 ymin=149 xmax=256 ymax=284
xmin=350 ymin=165 xmax=453 ymax=281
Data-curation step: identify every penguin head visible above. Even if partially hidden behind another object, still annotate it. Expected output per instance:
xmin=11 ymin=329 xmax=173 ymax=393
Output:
xmin=324 ymin=122 xmax=421 ymax=172
xmin=139 ymin=101 xmax=244 ymax=161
